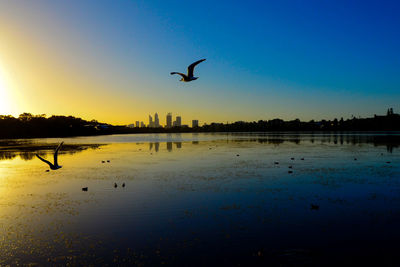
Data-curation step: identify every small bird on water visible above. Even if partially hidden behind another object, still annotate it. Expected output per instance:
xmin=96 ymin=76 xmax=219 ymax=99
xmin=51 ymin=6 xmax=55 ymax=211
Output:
xmin=171 ymin=59 xmax=206 ymax=82
xmin=310 ymin=204 xmax=319 ymax=210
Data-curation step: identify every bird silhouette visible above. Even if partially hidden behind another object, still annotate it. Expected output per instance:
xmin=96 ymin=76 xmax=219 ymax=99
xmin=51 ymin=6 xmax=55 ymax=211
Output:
xmin=36 ymin=142 xmax=64 ymax=170
xmin=171 ymin=59 xmax=206 ymax=82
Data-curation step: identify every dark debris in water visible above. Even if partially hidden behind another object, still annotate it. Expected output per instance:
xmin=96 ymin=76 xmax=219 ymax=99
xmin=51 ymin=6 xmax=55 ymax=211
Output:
xmin=310 ymin=204 xmax=320 ymax=210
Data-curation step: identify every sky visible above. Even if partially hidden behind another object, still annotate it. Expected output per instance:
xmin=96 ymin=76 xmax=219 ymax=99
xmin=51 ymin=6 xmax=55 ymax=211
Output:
xmin=0 ymin=0 xmax=399 ymax=125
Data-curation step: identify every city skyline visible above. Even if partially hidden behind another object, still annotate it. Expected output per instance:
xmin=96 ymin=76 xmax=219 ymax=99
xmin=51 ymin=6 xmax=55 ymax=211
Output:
xmin=128 ymin=112 xmax=197 ymax=128
xmin=130 ymin=112 xmax=197 ymax=128
xmin=0 ymin=1 xmax=399 ymax=125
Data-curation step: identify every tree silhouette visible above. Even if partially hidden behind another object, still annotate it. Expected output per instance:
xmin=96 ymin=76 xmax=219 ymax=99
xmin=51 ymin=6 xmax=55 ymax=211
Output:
xmin=0 ymin=109 xmax=399 ymax=139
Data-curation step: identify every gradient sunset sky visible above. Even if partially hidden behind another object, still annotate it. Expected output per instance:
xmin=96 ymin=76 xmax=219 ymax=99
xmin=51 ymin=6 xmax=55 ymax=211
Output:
xmin=0 ymin=0 xmax=399 ymax=125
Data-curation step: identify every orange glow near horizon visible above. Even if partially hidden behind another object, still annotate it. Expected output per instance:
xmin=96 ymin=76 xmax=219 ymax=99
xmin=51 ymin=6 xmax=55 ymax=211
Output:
xmin=0 ymin=61 xmax=15 ymax=116
xmin=0 ymin=29 xmax=224 ymax=126
xmin=0 ymin=26 xmax=139 ymax=124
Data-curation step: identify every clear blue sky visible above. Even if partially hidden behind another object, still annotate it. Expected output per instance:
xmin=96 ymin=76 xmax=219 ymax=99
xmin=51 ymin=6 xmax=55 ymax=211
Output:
xmin=1 ymin=0 xmax=399 ymax=124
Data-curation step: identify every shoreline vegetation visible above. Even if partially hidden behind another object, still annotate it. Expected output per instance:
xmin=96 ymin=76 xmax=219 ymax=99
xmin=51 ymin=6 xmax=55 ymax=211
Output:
xmin=0 ymin=109 xmax=399 ymax=139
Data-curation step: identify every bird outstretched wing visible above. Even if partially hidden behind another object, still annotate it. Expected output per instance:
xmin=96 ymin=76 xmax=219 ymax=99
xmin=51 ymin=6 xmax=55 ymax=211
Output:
xmin=187 ymin=59 xmax=205 ymax=77
xmin=170 ymin=72 xmax=187 ymax=79
xmin=36 ymin=154 xmax=54 ymax=168
xmin=54 ymin=141 xmax=63 ymax=166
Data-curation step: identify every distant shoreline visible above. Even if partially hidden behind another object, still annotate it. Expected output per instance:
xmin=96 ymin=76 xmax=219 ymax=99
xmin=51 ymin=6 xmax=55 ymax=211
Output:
xmin=1 ymin=130 xmax=400 ymax=141
xmin=1 ymin=112 xmax=399 ymax=140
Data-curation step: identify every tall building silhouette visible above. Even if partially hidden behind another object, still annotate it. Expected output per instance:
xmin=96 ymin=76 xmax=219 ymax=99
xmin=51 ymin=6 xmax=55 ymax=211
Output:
xmin=192 ymin=120 xmax=199 ymax=128
xmin=140 ymin=121 xmax=145 ymax=127
xmin=148 ymin=115 xmax=153 ymax=127
xmin=166 ymin=113 xmax=172 ymax=128
xmin=154 ymin=113 xmax=160 ymax=127
xmin=135 ymin=121 xmax=140 ymax=127
xmin=176 ymin=116 xmax=182 ymax=127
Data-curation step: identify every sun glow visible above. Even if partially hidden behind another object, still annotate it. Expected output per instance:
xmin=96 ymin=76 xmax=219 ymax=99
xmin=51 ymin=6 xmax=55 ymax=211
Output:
xmin=0 ymin=63 xmax=14 ymax=115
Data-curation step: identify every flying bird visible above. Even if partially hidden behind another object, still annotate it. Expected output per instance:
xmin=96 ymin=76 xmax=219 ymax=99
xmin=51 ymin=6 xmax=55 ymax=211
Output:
xmin=171 ymin=59 xmax=206 ymax=82
xmin=36 ymin=142 xmax=64 ymax=170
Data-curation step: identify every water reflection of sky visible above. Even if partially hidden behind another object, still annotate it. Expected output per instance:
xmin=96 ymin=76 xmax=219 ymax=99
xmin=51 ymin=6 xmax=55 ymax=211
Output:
xmin=0 ymin=133 xmax=399 ymax=265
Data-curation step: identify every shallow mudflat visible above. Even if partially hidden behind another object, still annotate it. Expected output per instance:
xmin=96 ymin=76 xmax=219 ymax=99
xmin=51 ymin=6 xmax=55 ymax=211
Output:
xmin=0 ymin=132 xmax=399 ymax=265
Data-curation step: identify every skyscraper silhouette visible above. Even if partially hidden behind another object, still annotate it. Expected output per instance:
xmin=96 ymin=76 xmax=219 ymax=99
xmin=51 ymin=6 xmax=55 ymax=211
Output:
xmin=166 ymin=113 xmax=172 ymax=128
xmin=154 ymin=113 xmax=160 ymax=127
xmin=176 ymin=116 xmax=182 ymax=127
xmin=148 ymin=115 xmax=153 ymax=127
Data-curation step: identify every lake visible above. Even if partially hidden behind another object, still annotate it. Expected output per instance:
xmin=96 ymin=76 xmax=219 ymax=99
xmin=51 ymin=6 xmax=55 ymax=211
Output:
xmin=0 ymin=132 xmax=399 ymax=266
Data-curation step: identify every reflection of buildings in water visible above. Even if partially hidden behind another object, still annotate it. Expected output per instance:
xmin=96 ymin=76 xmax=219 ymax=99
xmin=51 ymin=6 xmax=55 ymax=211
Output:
xmin=149 ymin=142 xmax=160 ymax=152
xmin=175 ymin=142 xmax=182 ymax=149
xmin=387 ymin=145 xmax=397 ymax=153
xmin=166 ymin=142 xmax=172 ymax=152
xmin=192 ymin=141 xmax=199 ymax=145
xmin=155 ymin=142 xmax=159 ymax=152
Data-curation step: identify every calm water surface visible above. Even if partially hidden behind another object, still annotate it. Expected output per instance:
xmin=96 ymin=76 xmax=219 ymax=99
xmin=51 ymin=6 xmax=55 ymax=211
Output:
xmin=0 ymin=133 xmax=399 ymax=265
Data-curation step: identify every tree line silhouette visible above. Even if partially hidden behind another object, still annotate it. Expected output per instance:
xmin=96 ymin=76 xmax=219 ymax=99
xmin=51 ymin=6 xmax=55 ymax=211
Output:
xmin=0 ymin=109 xmax=399 ymax=139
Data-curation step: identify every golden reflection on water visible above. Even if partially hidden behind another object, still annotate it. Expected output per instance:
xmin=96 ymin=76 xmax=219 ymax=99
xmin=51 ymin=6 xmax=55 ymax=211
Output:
xmin=0 ymin=135 xmax=399 ymax=265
